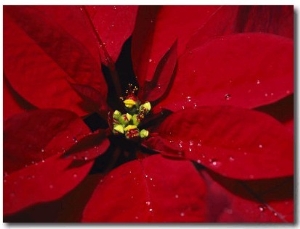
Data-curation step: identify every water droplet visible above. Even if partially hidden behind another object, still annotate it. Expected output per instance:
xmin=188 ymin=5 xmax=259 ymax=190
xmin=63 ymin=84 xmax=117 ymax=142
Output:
xmin=264 ymin=93 xmax=268 ymax=97
xmin=49 ymin=184 xmax=54 ymax=189
xmin=131 ymin=195 xmax=134 ymax=199
xmin=256 ymin=80 xmax=261 ymax=85
xmin=258 ymin=144 xmax=263 ymax=148
xmin=149 ymin=177 xmax=153 ymax=181
xmin=146 ymin=201 xmax=151 ymax=206
xmin=286 ymin=90 xmax=291 ymax=94
xmin=197 ymin=159 xmax=201 ymax=163
xmin=249 ymin=175 xmax=254 ymax=179
xmin=209 ymin=159 xmax=219 ymax=166
xmin=258 ymin=205 xmax=266 ymax=212
xmin=148 ymin=58 xmax=152 ymax=63
xmin=41 ymin=148 xmax=45 ymax=153
xmin=186 ymin=96 xmax=192 ymax=102
xmin=180 ymin=212 xmax=185 ymax=217
xmin=149 ymin=208 xmax=153 ymax=212
xmin=84 ymin=156 xmax=88 ymax=161
xmin=273 ymin=212 xmax=278 ymax=217
xmin=111 ymin=24 xmax=115 ymax=27
xmin=110 ymin=175 xmax=114 ymax=179
xmin=178 ymin=141 xmax=183 ymax=148
xmin=189 ymin=140 xmax=194 ymax=146
xmin=181 ymin=105 xmax=185 ymax=110
xmin=4 ymin=179 xmax=7 ymax=183
xmin=175 ymin=194 xmax=179 ymax=199
xmin=135 ymin=216 xmax=139 ymax=219
xmin=145 ymin=174 xmax=148 ymax=178
xmin=224 ymin=93 xmax=231 ymax=100
xmin=41 ymin=159 xmax=45 ymax=163
xmin=73 ymin=137 xmax=78 ymax=143
xmin=129 ymin=170 xmax=132 ymax=174
xmin=73 ymin=174 xmax=78 ymax=178
xmin=113 ymin=6 xmax=117 ymax=10
xmin=150 ymin=19 xmax=153 ymax=23
xmin=188 ymin=147 xmax=192 ymax=152
xmin=229 ymin=156 xmax=234 ymax=162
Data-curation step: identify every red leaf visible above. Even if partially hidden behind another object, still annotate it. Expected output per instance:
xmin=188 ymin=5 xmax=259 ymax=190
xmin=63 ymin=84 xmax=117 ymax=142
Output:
xmin=132 ymin=6 xmax=220 ymax=87
xmin=3 ymin=75 xmax=35 ymax=121
xmin=145 ymin=106 xmax=293 ymax=179
xmin=82 ymin=154 xmax=208 ymax=222
xmin=70 ymin=83 xmax=108 ymax=113
xmin=158 ymin=33 xmax=293 ymax=111
xmin=201 ymin=170 xmax=293 ymax=222
xmin=187 ymin=6 xmax=293 ymax=50
xmin=4 ymin=109 xmax=80 ymax=174
xmin=3 ymin=109 xmax=95 ymax=215
xmin=3 ymin=6 xmax=107 ymax=116
xmin=140 ymin=41 xmax=177 ymax=103
xmin=4 ymin=174 xmax=103 ymax=222
xmin=64 ymin=131 xmax=110 ymax=161
xmin=84 ymin=6 xmax=138 ymax=64
xmin=3 ymin=154 xmax=93 ymax=215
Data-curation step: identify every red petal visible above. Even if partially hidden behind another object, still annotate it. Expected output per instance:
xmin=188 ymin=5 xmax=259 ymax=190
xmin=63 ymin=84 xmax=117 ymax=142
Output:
xmin=132 ymin=6 xmax=220 ymax=87
xmin=82 ymin=154 xmax=208 ymax=222
xmin=4 ymin=109 xmax=81 ymax=174
xmin=201 ymin=170 xmax=293 ymax=222
xmin=3 ymin=154 xmax=93 ymax=215
xmin=158 ymin=33 xmax=293 ymax=111
xmin=85 ymin=6 xmax=138 ymax=64
xmin=4 ymin=6 xmax=107 ymax=116
xmin=146 ymin=106 xmax=293 ymax=179
xmin=187 ymin=6 xmax=293 ymax=50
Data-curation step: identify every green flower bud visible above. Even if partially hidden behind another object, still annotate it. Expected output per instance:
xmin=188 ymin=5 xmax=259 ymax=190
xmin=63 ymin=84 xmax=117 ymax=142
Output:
xmin=139 ymin=101 xmax=151 ymax=114
xmin=119 ymin=113 xmax=132 ymax=125
xmin=113 ymin=124 xmax=124 ymax=134
xmin=113 ymin=110 xmax=122 ymax=119
xmin=139 ymin=129 xmax=149 ymax=138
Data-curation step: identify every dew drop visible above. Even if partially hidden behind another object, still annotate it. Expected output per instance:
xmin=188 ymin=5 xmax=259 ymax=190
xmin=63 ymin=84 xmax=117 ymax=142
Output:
xmin=49 ymin=184 xmax=54 ymax=189
xmin=264 ymin=93 xmax=268 ymax=97
xmin=135 ymin=216 xmax=139 ymax=219
xmin=110 ymin=175 xmax=114 ymax=179
xmin=180 ymin=212 xmax=185 ymax=217
xmin=73 ymin=174 xmax=78 ymax=178
xmin=150 ymin=19 xmax=153 ymax=23
xmin=224 ymin=93 xmax=231 ymax=100
xmin=286 ymin=90 xmax=291 ymax=94
xmin=148 ymin=58 xmax=153 ymax=63
xmin=149 ymin=177 xmax=153 ymax=181
xmin=181 ymin=105 xmax=185 ymax=110
xmin=129 ymin=170 xmax=132 ymax=174
xmin=41 ymin=148 xmax=45 ymax=153
xmin=197 ymin=159 xmax=201 ymax=163
xmin=111 ymin=24 xmax=115 ymax=27
xmin=258 ymin=205 xmax=266 ymax=212
xmin=175 ymin=194 xmax=179 ymax=199
xmin=178 ymin=141 xmax=183 ymax=148
xmin=84 ymin=156 xmax=88 ymax=161
xmin=229 ymin=156 xmax=235 ymax=162
xmin=258 ymin=144 xmax=263 ymax=148
xmin=273 ymin=212 xmax=278 ymax=217
xmin=186 ymin=96 xmax=192 ymax=102
xmin=146 ymin=201 xmax=151 ymax=206
xmin=73 ymin=137 xmax=78 ymax=143
xmin=209 ymin=159 xmax=219 ymax=166
xmin=145 ymin=174 xmax=148 ymax=178
xmin=113 ymin=6 xmax=117 ymax=10
xmin=256 ymin=80 xmax=261 ymax=85
xmin=149 ymin=208 xmax=153 ymax=212
xmin=41 ymin=159 xmax=45 ymax=163
xmin=249 ymin=175 xmax=254 ymax=179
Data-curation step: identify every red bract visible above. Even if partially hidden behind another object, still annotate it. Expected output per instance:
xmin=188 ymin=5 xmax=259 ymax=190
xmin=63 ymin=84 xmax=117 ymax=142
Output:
xmin=3 ymin=5 xmax=294 ymax=223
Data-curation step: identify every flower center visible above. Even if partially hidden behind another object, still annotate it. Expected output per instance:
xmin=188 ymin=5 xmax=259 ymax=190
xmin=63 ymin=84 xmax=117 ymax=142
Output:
xmin=112 ymin=84 xmax=151 ymax=140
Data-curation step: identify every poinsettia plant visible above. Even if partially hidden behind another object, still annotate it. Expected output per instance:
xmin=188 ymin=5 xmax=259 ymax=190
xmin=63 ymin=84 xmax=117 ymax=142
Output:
xmin=3 ymin=5 xmax=294 ymax=222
